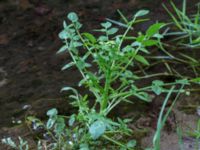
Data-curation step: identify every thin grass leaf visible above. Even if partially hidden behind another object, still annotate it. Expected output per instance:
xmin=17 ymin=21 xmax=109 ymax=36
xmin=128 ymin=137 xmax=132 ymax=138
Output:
xmin=163 ymin=4 xmax=183 ymax=30
xmin=117 ymin=9 xmax=129 ymax=24
xmin=153 ymin=84 xmax=185 ymax=150
xmin=61 ymin=62 xmax=75 ymax=70
xmin=170 ymin=1 xmax=184 ymax=23
xmin=153 ymin=86 xmax=175 ymax=150
xmin=179 ymin=53 xmax=199 ymax=63
xmin=182 ymin=0 xmax=186 ymax=16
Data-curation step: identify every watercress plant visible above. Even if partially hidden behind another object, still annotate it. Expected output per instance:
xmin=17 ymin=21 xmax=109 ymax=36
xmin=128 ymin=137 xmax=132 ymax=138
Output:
xmin=56 ymin=10 xmax=167 ymax=148
xmin=1 ymin=9 xmax=190 ymax=150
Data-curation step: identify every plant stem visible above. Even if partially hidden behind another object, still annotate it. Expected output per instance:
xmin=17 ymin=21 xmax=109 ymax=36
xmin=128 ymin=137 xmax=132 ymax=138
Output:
xmin=101 ymin=69 xmax=111 ymax=114
xmin=102 ymin=135 xmax=127 ymax=149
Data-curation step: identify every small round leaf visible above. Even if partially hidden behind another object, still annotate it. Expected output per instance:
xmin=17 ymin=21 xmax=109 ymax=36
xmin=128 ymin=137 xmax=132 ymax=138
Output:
xmin=67 ymin=12 xmax=78 ymax=22
xmin=134 ymin=10 xmax=149 ymax=17
xmin=89 ymin=120 xmax=106 ymax=140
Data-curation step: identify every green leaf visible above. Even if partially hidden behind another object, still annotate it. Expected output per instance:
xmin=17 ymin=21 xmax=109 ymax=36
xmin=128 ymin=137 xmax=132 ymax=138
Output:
xmin=80 ymin=143 xmax=90 ymax=150
xmin=2 ymin=138 xmax=17 ymax=148
xmin=67 ymin=12 xmax=78 ymax=22
xmin=68 ymin=114 xmax=76 ymax=126
xmin=98 ymin=36 xmax=108 ymax=42
xmin=46 ymin=118 xmax=56 ymax=129
xmin=146 ymin=23 xmax=165 ymax=37
xmin=153 ymin=80 xmax=164 ymax=86
xmin=135 ymin=55 xmax=150 ymax=66
xmin=135 ymin=92 xmax=150 ymax=102
xmin=127 ymin=140 xmax=137 ymax=148
xmin=89 ymin=120 xmax=106 ymax=140
xmin=61 ymin=62 xmax=75 ymax=70
xmin=82 ymin=32 xmax=97 ymax=43
xmin=63 ymin=21 xmax=67 ymax=28
xmin=58 ymin=30 xmax=68 ymax=39
xmin=122 ymin=45 xmax=134 ymax=52
xmin=152 ymin=80 xmax=164 ymax=95
xmin=140 ymin=47 xmax=149 ymax=54
xmin=76 ymin=59 xmax=91 ymax=69
xmin=57 ymin=45 xmax=68 ymax=54
xmin=134 ymin=10 xmax=149 ymax=17
xmin=60 ymin=87 xmax=79 ymax=96
xmin=153 ymin=33 xmax=164 ymax=38
xmin=123 ymin=70 xmax=134 ymax=78
xmin=101 ymin=22 xmax=112 ymax=28
xmin=136 ymin=34 xmax=145 ymax=42
xmin=131 ymin=41 xmax=142 ymax=47
xmin=107 ymin=27 xmax=118 ymax=35
xmin=73 ymin=41 xmax=83 ymax=48
xmin=75 ymin=22 xmax=82 ymax=29
xmin=191 ymin=77 xmax=200 ymax=84
xmin=47 ymin=108 xmax=58 ymax=117
xmin=46 ymin=109 xmax=58 ymax=129
xmin=175 ymin=79 xmax=189 ymax=85
xmin=142 ymin=40 xmax=158 ymax=46
xmin=55 ymin=117 xmax=65 ymax=134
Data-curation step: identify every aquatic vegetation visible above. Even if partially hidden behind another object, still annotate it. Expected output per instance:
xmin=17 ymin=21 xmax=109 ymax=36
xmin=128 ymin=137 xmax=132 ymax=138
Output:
xmin=54 ymin=10 xmax=166 ymax=149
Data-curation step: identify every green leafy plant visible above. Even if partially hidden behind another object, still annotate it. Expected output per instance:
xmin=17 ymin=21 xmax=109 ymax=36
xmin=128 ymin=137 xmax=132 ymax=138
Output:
xmin=163 ymin=0 xmax=200 ymax=48
xmin=161 ymin=0 xmax=200 ymax=83
xmin=1 ymin=9 xmax=191 ymax=150
xmin=56 ymin=10 xmax=191 ymax=149
xmin=58 ymin=10 xmax=165 ymax=114
xmin=56 ymin=11 xmax=170 ymax=148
